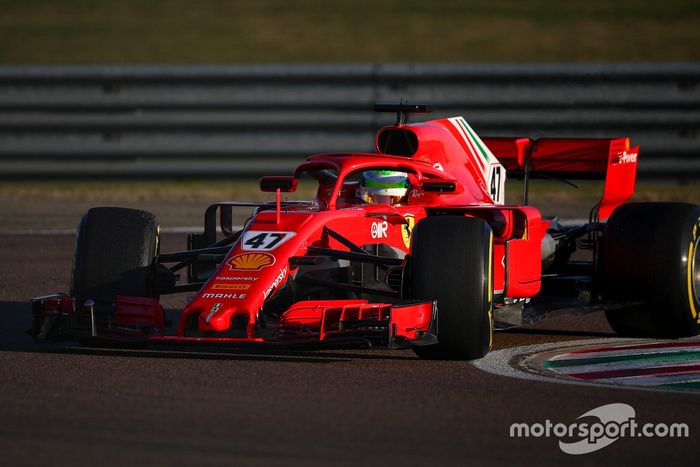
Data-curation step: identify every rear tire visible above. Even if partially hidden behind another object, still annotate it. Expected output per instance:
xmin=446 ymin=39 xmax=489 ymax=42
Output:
xmin=71 ymin=207 xmax=160 ymax=303
xmin=408 ymin=216 xmax=493 ymax=360
xmin=602 ymin=202 xmax=700 ymax=337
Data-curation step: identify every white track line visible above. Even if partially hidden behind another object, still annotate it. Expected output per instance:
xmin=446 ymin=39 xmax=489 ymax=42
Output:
xmin=0 ymin=227 xmax=205 ymax=235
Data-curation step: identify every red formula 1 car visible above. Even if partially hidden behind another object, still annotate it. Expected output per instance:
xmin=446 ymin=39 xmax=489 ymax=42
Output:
xmin=32 ymin=104 xmax=700 ymax=360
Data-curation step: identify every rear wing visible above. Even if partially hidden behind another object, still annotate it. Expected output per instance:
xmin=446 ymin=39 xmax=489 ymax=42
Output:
xmin=482 ymin=137 xmax=639 ymax=220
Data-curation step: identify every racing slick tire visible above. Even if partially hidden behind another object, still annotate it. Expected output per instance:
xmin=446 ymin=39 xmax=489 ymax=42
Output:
xmin=71 ymin=207 xmax=160 ymax=303
xmin=408 ymin=215 xmax=493 ymax=360
xmin=602 ymin=202 xmax=700 ymax=338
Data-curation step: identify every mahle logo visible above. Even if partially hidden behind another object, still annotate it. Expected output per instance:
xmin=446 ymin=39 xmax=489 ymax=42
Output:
xmin=510 ymin=403 xmax=689 ymax=455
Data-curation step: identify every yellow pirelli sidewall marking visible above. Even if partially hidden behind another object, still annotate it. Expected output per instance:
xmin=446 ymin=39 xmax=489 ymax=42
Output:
xmin=487 ymin=231 xmax=494 ymax=347
xmin=155 ymin=225 xmax=160 ymax=255
xmin=689 ymin=219 xmax=698 ymax=320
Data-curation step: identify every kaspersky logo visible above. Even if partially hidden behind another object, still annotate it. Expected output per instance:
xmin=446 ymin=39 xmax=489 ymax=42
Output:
xmin=226 ymin=253 xmax=275 ymax=271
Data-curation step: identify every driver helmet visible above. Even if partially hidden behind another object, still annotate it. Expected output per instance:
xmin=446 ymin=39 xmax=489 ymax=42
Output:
xmin=357 ymin=170 xmax=408 ymax=205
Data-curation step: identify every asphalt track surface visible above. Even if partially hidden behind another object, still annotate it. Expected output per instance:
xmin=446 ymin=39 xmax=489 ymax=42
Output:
xmin=1 ymin=233 xmax=699 ymax=466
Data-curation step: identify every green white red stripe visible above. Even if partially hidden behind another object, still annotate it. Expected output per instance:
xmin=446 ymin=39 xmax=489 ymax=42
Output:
xmin=544 ymin=341 xmax=700 ymax=390
xmin=447 ymin=116 xmax=506 ymax=205
xmin=449 ymin=117 xmax=489 ymax=172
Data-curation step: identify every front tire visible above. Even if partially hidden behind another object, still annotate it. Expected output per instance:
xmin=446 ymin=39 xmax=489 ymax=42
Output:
xmin=602 ymin=202 xmax=700 ymax=337
xmin=408 ymin=216 xmax=493 ymax=360
xmin=71 ymin=207 xmax=160 ymax=304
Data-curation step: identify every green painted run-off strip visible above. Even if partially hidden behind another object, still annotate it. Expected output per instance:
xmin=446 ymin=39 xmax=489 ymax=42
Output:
xmin=660 ymin=381 xmax=700 ymax=390
xmin=544 ymin=350 xmax=700 ymax=369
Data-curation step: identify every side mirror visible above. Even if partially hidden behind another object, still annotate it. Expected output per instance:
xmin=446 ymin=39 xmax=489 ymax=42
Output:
xmin=260 ymin=176 xmax=298 ymax=192
xmin=515 ymin=138 xmax=533 ymax=169
xmin=421 ymin=180 xmax=457 ymax=193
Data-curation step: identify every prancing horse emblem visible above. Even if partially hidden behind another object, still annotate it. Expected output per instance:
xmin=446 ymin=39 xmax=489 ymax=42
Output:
xmin=402 ymin=215 xmax=415 ymax=249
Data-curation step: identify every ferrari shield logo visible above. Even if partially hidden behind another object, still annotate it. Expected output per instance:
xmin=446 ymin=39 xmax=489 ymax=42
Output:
xmin=402 ymin=215 xmax=415 ymax=249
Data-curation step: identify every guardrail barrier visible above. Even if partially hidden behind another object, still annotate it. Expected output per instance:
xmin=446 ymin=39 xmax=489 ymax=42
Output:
xmin=1 ymin=63 xmax=698 ymax=179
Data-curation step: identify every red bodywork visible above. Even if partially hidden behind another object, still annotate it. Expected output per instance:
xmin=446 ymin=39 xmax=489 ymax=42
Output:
xmin=178 ymin=117 xmax=552 ymax=341
xmin=32 ymin=114 xmax=639 ymax=348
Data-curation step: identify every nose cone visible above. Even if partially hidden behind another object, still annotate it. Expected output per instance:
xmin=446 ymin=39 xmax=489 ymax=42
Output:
xmin=196 ymin=301 xmax=253 ymax=333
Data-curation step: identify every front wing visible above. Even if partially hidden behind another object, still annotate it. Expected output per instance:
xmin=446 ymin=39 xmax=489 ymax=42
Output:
xmin=31 ymin=294 xmax=438 ymax=350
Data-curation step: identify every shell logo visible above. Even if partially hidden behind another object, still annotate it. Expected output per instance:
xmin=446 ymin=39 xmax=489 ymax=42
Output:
xmin=227 ymin=253 xmax=275 ymax=271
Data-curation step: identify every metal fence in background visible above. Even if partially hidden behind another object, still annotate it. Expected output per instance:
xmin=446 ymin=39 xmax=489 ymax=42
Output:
xmin=0 ymin=63 xmax=698 ymax=179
